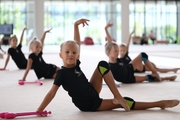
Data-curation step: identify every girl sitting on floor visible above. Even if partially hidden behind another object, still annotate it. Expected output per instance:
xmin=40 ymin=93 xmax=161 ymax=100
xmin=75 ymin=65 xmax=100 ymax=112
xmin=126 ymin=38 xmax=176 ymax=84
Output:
xmin=105 ymin=22 xmax=180 ymax=74
xmin=21 ymin=28 xmax=60 ymax=81
xmin=1 ymin=27 xmax=29 ymax=70
xmin=104 ymin=22 xmax=177 ymax=83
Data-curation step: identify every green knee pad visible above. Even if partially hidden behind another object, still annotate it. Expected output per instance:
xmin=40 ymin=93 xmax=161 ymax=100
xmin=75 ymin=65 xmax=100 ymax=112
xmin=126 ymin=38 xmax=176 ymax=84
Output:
xmin=97 ymin=61 xmax=110 ymax=76
xmin=124 ymin=97 xmax=135 ymax=110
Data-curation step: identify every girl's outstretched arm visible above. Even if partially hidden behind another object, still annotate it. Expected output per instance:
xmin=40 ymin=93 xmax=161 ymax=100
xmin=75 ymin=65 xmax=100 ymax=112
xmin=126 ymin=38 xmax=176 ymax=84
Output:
xmin=41 ymin=28 xmax=52 ymax=51
xmin=36 ymin=84 xmax=59 ymax=117
xmin=74 ymin=19 xmax=89 ymax=46
xmin=19 ymin=27 xmax=27 ymax=45
xmin=126 ymin=30 xmax=135 ymax=52
xmin=74 ymin=18 xmax=89 ymax=59
xmin=21 ymin=58 xmax=33 ymax=81
xmin=105 ymin=21 xmax=113 ymax=42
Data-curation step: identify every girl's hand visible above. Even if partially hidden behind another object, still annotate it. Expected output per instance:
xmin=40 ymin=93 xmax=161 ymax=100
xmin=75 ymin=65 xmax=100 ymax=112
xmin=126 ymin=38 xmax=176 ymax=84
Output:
xmin=113 ymin=98 xmax=130 ymax=111
xmin=0 ymin=68 xmax=5 ymax=70
xmin=19 ymin=79 xmax=25 ymax=81
xmin=23 ymin=27 xmax=27 ymax=31
xmin=75 ymin=19 xmax=89 ymax=27
xmin=105 ymin=21 xmax=113 ymax=29
xmin=45 ymin=28 xmax=53 ymax=33
xmin=36 ymin=110 xmax=47 ymax=117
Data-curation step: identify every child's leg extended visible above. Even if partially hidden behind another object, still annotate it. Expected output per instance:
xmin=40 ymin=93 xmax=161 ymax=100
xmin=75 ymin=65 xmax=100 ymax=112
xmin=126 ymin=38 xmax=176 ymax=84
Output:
xmin=98 ymin=97 xmax=179 ymax=111
xmin=133 ymin=99 xmax=179 ymax=110
xmin=90 ymin=61 xmax=130 ymax=111
xmin=156 ymin=67 xmax=180 ymax=73
xmin=130 ymin=52 xmax=161 ymax=81
xmin=144 ymin=62 xmax=180 ymax=73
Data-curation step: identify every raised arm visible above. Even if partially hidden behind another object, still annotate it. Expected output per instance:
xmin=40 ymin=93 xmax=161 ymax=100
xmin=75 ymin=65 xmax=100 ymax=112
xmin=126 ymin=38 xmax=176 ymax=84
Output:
xmin=126 ymin=30 xmax=135 ymax=51
xmin=74 ymin=19 xmax=89 ymax=46
xmin=19 ymin=27 xmax=27 ymax=45
xmin=40 ymin=28 xmax=52 ymax=51
xmin=21 ymin=58 xmax=33 ymax=81
xmin=105 ymin=21 xmax=114 ymax=42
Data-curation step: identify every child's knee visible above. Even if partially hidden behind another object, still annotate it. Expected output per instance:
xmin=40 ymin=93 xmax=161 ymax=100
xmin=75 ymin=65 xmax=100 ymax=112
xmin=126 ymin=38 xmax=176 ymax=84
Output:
xmin=124 ymin=97 xmax=135 ymax=110
xmin=140 ymin=52 xmax=148 ymax=62
xmin=97 ymin=61 xmax=110 ymax=76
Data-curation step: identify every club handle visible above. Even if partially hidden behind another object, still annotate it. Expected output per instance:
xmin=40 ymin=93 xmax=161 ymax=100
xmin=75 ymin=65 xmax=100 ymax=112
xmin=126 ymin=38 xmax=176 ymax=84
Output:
xmin=4 ymin=110 xmax=51 ymax=119
xmin=16 ymin=110 xmax=51 ymax=116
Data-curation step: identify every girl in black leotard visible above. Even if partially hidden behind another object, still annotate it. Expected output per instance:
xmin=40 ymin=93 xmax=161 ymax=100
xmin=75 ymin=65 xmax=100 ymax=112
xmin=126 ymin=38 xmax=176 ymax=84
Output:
xmin=106 ymin=22 xmax=180 ymax=74
xmin=1 ymin=28 xmax=29 ymax=69
xmin=104 ymin=22 xmax=177 ymax=83
xmin=35 ymin=19 xmax=179 ymax=116
xmin=21 ymin=28 xmax=60 ymax=81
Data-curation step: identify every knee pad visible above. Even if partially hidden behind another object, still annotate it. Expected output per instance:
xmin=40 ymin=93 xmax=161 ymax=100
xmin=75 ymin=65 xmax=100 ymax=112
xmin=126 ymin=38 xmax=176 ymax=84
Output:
xmin=97 ymin=61 xmax=110 ymax=76
xmin=146 ymin=75 xmax=156 ymax=82
xmin=124 ymin=97 xmax=135 ymax=110
xmin=140 ymin=52 xmax=148 ymax=62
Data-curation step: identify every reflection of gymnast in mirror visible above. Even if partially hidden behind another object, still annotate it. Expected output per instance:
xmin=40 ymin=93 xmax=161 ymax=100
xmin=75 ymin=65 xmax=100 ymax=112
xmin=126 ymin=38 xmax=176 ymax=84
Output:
xmin=105 ymin=22 xmax=180 ymax=74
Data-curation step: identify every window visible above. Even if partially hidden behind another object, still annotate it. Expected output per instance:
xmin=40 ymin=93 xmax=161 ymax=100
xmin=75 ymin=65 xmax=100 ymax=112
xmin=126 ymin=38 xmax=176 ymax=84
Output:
xmin=130 ymin=0 xmax=178 ymax=43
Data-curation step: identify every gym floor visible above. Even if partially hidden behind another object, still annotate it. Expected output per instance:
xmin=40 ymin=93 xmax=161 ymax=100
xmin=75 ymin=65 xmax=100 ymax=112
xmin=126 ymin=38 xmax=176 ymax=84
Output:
xmin=0 ymin=44 xmax=180 ymax=120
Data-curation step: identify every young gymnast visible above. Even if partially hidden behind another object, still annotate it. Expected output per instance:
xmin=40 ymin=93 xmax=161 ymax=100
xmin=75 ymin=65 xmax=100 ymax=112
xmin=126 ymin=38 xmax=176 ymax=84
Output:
xmin=36 ymin=19 xmax=179 ymax=116
xmin=105 ymin=22 xmax=177 ymax=83
xmin=0 ymin=27 xmax=28 ymax=69
xmin=105 ymin=22 xmax=180 ymax=73
xmin=21 ymin=28 xmax=60 ymax=81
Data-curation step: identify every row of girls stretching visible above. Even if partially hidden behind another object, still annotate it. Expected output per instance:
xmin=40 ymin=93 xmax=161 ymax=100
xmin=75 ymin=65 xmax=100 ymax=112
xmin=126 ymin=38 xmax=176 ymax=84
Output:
xmin=1 ymin=23 xmax=179 ymax=83
xmin=104 ymin=21 xmax=180 ymax=83
xmin=1 ymin=24 xmax=179 ymax=83
xmin=0 ymin=27 xmax=60 ymax=80
xmin=35 ymin=18 xmax=179 ymax=116
xmin=0 ymin=19 xmax=179 ymax=114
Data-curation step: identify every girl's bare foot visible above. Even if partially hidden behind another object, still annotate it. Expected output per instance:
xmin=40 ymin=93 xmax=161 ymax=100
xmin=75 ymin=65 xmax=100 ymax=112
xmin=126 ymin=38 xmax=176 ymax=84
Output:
xmin=152 ymin=73 xmax=161 ymax=81
xmin=168 ymin=75 xmax=177 ymax=81
xmin=161 ymin=76 xmax=177 ymax=81
xmin=113 ymin=99 xmax=130 ymax=111
xmin=160 ymin=100 xmax=179 ymax=109
xmin=174 ymin=68 xmax=180 ymax=73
